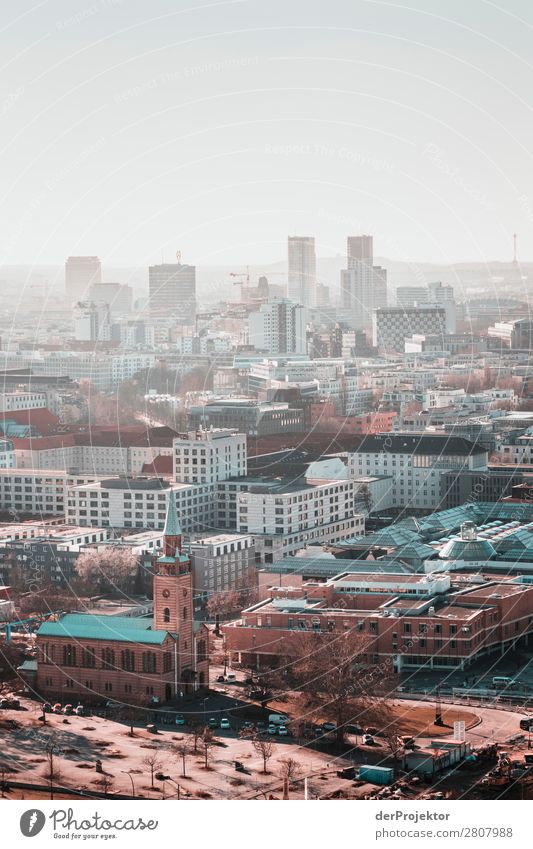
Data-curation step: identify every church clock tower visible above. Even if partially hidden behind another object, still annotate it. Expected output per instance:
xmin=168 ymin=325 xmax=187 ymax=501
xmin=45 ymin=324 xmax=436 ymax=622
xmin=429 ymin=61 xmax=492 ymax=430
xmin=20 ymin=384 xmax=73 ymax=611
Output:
xmin=153 ymin=490 xmax=194 ymax=683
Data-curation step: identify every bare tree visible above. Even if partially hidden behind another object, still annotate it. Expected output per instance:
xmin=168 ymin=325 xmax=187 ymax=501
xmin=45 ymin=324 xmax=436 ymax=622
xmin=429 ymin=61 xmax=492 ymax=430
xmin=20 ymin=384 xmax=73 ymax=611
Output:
xmin=94 ymin=774 xmax=115 ymax=797
xmin=207 ymin=590 xmax=241 ymax=623
xmin=251 ymin=735 xmax=274 ymax=774
xmin=174 ymin=742 xmax=190 ymax=777
xmin=191 ymin=722 xmax=203 ymax=754
xmin=142 ymin=748 xmax=164 ymax=788
xmin=201 ymin=727 xmax=216 ymax=769
xmin=42 ymin=735 xmax=62 ymax=800
xmin=278 ymin=756 xmax=302 ymax=784
xmin=0 ymin=761 xmax=12 ymax=797
xmin=291 ymin=629 xmax=394 ymax=744
xmin=383 ymin=730 xmax=404 ymax=763
xmin=75 ymin=547 xmax=139 ymax=593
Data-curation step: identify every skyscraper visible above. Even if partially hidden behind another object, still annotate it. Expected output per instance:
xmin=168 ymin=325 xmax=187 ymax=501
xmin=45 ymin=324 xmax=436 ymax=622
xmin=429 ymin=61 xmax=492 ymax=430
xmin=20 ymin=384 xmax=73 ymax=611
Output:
xmin=65 ymin=256 xmax=102 ymax=306
xmin=288 ymin=236 xmax=316 ymax=307
xmin=341 ymin=235 xmax=387 ymax=328
xmin=148 ymin=262 xmax=196 ymax=325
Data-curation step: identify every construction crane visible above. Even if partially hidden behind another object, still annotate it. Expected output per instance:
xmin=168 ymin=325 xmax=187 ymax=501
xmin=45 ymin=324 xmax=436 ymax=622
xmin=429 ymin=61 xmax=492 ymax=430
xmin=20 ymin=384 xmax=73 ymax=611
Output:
xmin=229 ymin=266 xmax=251 ymax=294
xmin=229 ymin=268 xmax=286 ymax=301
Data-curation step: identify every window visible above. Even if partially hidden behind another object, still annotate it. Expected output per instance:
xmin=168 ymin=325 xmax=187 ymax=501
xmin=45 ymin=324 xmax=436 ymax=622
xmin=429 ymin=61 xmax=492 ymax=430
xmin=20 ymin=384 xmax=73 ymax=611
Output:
xmin=63 ymin=644 xmax=76 ymax=667
xmin=182 ymin=606 xmax=187 ymax=621
xmin=121 ymin=649 xmax=135 ymax=672
xmin=82 ymin=647 xmax=96 ymax=668
xmin=163 ymin=607 xmax=170 ymax=624
xmin=143 ymin=652 xmax=157 ymax=673
xmin=102 ymin=648 xmax=115 ymax=670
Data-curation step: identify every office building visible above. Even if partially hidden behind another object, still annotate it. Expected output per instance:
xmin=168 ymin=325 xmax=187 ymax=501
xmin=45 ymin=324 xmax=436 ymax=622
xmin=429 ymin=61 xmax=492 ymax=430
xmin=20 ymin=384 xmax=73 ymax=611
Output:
xmin=65 ymin=256 xmax=102 ymax=306
xmin=149 ymin=262 xmax=196 ymax=324
xmin=341 ymin=235 xmax=387 ymax=329
xmin=372 ymin=306 xmax=447 ymax=352
xmin=288 ymin=236 xmax=316 ymax=307
xmin=89 ymin=282 xmax=133 ymax=315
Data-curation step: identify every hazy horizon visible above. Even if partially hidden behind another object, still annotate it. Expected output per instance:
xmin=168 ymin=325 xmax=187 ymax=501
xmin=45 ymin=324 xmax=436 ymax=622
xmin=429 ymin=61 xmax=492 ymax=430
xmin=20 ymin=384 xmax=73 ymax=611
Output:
xmin=2 ymin=0 xmax=533 ymax=268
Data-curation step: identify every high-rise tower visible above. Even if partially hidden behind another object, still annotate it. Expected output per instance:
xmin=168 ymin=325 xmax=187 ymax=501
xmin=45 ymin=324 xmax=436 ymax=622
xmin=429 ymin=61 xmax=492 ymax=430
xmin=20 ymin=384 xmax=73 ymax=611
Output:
xmin=341 ymin=235 xmax=387 ymax=329
xmin=288 ymin=236 xmax=316 ymax=307
xmin=65 ymin=256 xmax=102 ymax=306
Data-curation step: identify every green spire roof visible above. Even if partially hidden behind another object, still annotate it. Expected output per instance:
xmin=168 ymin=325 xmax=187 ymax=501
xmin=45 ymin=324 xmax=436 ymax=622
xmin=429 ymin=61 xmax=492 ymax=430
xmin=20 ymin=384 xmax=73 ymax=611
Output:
xmin=164 ymin=489 xmax=182 ymax=537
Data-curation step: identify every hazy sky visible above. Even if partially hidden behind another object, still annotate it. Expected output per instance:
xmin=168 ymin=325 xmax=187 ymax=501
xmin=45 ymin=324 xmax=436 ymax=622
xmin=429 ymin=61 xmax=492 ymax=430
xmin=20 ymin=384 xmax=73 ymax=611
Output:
xmin=2 ymin=0 xmax=533 ymax=269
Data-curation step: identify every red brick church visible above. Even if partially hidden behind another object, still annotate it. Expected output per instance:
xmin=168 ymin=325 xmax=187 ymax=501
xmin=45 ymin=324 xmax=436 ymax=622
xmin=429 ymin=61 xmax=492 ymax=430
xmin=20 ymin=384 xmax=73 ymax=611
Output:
xmin=34 ymin=492 xmax=209 ymax=705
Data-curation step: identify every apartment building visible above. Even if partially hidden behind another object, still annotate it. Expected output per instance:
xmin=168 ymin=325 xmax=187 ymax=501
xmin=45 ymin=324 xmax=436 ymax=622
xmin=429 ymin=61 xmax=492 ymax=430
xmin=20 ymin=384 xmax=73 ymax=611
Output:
xmin=0 ymin=469 xmax=100 ymax=517
xmin=66 ymin=477 xmax=215 ymax=533
xmin=216 ymin=469 xmax=365 ymax=562
xmin=173 ymin=429 xmax=247 ymax=484
xmin=347 ymin=434 xmax=488 ymax=511
xmin=189 ymin=533 xmax=256 ymax=597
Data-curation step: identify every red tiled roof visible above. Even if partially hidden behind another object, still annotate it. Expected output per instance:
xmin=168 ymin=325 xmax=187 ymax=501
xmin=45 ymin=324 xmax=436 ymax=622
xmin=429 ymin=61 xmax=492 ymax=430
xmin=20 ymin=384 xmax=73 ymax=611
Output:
xmin=11 ymin=434 xmax=76 ymax=450
xmin=141 ymin=455 xmax=173 ymax=476
xmin=0 ymin=408 xmax=60 ymax=435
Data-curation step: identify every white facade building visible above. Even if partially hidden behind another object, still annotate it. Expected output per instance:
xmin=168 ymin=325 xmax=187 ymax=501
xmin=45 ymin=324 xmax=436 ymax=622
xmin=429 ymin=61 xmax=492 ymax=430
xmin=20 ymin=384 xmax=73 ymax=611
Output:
xmin=66 ymin=478 xmax=215 ymax=533
xmin=0 ymin=392 xmax=47 ymax=412
xmin=348 ymin=434 xmax=488 ymax=511
xmin=173 ymin=429 xmax=247 ymax=484
xmin=248 ymin=299 xmax=307 ymax=356
xmin=0 ymin=470 xmax=100 ymax=516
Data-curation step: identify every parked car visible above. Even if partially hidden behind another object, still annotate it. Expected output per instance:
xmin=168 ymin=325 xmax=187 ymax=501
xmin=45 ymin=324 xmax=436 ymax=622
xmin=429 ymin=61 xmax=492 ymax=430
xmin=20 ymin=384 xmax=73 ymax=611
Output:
xmin=216 ymin=675 xmax=225 ymax=683
xmin=42 ymin=702 xmax=53 ymax=714
xmin=63 ymin=704 xmax=74 ymax=715
xmin=365 ymin=726 xmax=378 ymax=735
xmin=346 ymin=724 xmax=362 ymax=735
xmin=75 ymin=705 xmax=85 ymax=716
xmin=322 ymin=723 xmax=337 ymax=733
xmin=226 ymin=674 xmax=237 ymax=683
xmin=362 ymin=734 xmax=374 ymax=745
xmin=220 ymin=717 xmax=231 ymax=730
xmin=0 ymin=698 xmax=9 ymax=709
xmin=278 ymin=725 xmax=289 ymax=736
xmin=175 ymin=714 xmax=186 ymax=726
xmin=267 ymin=724 xmax=277 ymax=735
xmin=208 ymin=717 xmax=219 ymax=728
xmin=53 ymin=703 xmax=62 ymax=714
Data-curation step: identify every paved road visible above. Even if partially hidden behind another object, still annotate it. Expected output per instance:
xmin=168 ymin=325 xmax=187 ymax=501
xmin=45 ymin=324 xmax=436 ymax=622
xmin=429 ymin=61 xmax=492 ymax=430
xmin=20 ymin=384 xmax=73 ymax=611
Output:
xmin=396 ymin=697 xmax=528 ymax=744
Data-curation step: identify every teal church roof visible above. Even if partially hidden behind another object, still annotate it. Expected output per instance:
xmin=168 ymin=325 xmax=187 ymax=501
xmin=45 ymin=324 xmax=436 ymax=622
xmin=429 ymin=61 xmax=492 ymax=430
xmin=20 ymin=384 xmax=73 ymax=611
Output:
xmin=164 ymin=489 xmax=182 ymax=537
xmin=37 ymin=613 xmax=167 ymax=645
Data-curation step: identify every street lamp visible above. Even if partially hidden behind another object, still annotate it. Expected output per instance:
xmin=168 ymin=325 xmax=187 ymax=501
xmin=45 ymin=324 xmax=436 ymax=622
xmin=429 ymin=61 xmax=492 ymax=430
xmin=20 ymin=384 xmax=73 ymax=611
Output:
xmin=121 ymin=771 xmax=135 ymax=797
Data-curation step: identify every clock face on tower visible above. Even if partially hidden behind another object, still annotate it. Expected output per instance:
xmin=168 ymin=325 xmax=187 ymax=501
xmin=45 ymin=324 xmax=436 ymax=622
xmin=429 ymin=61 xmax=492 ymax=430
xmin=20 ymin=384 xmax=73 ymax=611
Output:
xmin=162 ymin=589 xmax=170 ymax=598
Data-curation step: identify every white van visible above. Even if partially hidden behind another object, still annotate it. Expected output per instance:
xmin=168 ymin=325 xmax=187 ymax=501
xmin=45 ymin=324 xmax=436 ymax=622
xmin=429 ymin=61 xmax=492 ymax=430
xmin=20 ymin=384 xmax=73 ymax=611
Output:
xmin=268 ymin=713 xmax=289 ymax=726
xmin=492 ymin=676 xmax=516 ymax=689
